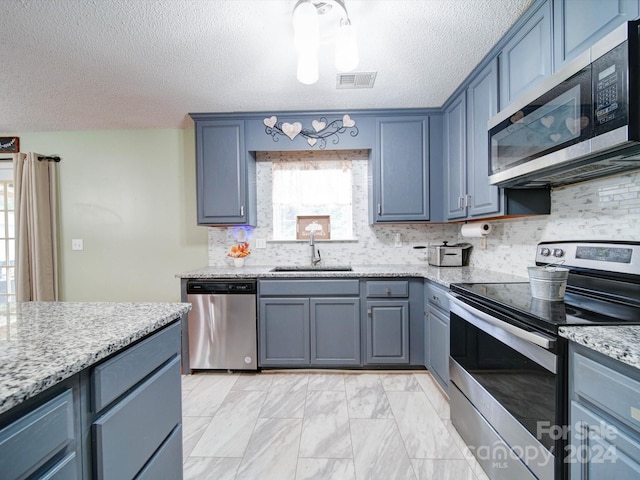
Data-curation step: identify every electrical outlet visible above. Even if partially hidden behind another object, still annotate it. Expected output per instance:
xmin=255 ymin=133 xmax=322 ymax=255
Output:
xmin=394 ymin=233 xmax=402 ymax=247
xmin=71 ymin=239 xmax=84 ymax=251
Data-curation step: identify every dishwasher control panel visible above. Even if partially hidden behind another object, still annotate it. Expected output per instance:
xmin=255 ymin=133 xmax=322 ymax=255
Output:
xmin=186 ymin=280 xmax=257 ymax=294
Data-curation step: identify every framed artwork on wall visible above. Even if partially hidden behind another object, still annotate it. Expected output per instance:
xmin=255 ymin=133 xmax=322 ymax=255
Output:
xmin=0 ymin=137 xmax=19 ymax=153
xmin=296 ymin=215 xmax=330 ymax=240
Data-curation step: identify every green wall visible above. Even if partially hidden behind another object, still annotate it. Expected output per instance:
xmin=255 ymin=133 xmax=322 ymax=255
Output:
xmin=11 ymin=128 xmax=207 ymax=302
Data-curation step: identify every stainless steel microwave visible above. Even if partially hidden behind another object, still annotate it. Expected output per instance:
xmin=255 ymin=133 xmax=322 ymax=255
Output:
xmin=488 ymin=21 xmax=640 ymax=188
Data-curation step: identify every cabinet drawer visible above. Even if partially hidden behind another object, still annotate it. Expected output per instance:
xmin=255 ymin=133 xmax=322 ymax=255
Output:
xmin=0 ymin=389 xmax=74 ymax=480
xmin=92 ymin=321 xmax=180 ymax=412
xmin=136 ymin=424 xmax=183 ymax=480
xmin=93 ymin=356 xmax=181 ymax=480
xmin=260 ymin=279 xmax=359 ymax=296
xmin=427 ymin=283 xmax=450 ymax=313
xmin=366 ymin=281 xmax=408 ymax=298
xmin=573 ymin=352 xmax=640 ymax=435
xmin=40 ymin=452 xmax=78 ymax=480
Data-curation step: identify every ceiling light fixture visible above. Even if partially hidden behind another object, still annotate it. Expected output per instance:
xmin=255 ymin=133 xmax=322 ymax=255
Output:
xmin=292 ymin=0 xmax=359 ymax=85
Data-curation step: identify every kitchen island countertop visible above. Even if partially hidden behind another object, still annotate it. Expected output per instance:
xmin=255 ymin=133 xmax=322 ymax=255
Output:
xmin=559 ymin=325 xmax=640 ymax=370
xmin=177 ymin=264 xmax=527 ymax=288
xmin=0 ymin=301 xmax=190 ymax=415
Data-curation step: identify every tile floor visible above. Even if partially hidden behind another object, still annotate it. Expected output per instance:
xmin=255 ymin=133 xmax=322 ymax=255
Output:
xmin=181 ymin=370 xmax=490 ymax=480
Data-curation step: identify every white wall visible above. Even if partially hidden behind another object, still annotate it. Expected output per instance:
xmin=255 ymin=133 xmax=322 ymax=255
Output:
xmin=13 ymin=129 xmax=208 ymax=302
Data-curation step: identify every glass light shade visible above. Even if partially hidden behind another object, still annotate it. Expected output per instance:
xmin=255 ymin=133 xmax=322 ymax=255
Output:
xmin=335 ymin=23 xmax=359 ymax=71
xmin=297 ymin=51 xmax=319 ymax=84
xmin=293 ymin=1 xmax=319 ymax=52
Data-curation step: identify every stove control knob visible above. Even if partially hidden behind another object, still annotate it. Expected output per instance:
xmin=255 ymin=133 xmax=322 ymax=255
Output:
xmin=540 ymin=247 xmax=551 ymax=256
xmin=553 ymin=248 xmax=565 ymax=258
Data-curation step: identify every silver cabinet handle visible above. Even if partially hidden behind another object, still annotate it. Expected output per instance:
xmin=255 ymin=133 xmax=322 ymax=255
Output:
xmin=465 ymin=195 xmax=472 ymax=207
xmin=240 ymin=206 xmax=244 ymax=216
xmin=377 ymin=203 xmax=382 ymax=215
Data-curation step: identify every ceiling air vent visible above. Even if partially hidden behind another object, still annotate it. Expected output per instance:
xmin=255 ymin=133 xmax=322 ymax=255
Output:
xmin=336 ymin=72 xmax=377 ymax=89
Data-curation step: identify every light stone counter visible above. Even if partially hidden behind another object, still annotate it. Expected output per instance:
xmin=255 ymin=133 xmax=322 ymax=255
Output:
xmin=0 ymin=301 xmax=190 ymax=415
xmin=177 ymin=264 xmax=527 ymax=288
xmin=559 ymin=325 xmax=640 ymax=370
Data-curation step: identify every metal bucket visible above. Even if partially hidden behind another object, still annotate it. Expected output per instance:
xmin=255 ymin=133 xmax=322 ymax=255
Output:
xmin=527 ymin=266 xmax=569 ymax=301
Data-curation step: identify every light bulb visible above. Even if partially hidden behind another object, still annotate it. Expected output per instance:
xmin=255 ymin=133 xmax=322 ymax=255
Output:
xmin=297 ymin=51 xmax=319 ymax=85
xmin=293 ymin=1 xmax=319 ymax=52
xmin=335 ymin=22 xmax=359 ymax=72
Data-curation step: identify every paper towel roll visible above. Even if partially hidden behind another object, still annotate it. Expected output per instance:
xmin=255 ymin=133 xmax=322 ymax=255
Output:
xmin=461 ymin=222 xmax=492 ymax=238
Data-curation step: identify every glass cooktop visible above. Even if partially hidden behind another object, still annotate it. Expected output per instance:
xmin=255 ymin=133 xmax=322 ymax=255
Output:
xmin=450 ymin=282 xmax=640 ymax=332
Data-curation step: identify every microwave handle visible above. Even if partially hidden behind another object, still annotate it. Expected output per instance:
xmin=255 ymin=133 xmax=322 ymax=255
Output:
xmin=447 ymin=293 xmax=556 ymax=349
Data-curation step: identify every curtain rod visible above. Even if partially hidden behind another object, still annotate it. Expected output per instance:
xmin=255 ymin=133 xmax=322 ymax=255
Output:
xmin=38 ymin=156 xmax=61 ymax=162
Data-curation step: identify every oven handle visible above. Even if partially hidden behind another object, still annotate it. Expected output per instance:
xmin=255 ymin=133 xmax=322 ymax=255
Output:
xmin=447 ymin=293 xmax=556 ymax=349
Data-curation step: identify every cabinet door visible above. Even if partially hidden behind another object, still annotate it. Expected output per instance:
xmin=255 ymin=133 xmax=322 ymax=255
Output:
xmin=310 ymin=298 xmax=360 ymax=366
xmin=371 ymin=116 xmax=430 ymax=223
xmin=259 ymin=298 xmax=310 ymax=366
xmin=466 ymin=59 xmax=501 ymax=217
xmin=428 ymin=307 xmax=449 ymax=392
xmin=499 ymin=0 xmax=552 ymax=109
xmin=444 ymin=93 xmax=467 ymax=220
xmin=570 ymin=401 xmax=640 ymax=480
xmin=196 ymin=120 xmax=255 ymax=226
xmin=365 ymin=300 xmax=409 ymax=364
xmin=554 ymin=0 xmax=639 ymax=69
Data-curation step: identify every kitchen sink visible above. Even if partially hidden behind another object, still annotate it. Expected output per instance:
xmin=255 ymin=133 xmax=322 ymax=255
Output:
xmin=270 ymin=266 xmax=353 ymax=272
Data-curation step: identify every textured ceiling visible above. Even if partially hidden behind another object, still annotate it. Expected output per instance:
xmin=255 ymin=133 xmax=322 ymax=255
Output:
xmin=0 ymin=0 xmax=534 ymax=132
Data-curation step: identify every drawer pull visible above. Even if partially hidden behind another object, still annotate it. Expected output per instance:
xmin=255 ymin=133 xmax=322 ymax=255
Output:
xmin=631 ymin=406 xmax=640 ymax=422
xmin=385 ymin=288 xmax=391 ymax=295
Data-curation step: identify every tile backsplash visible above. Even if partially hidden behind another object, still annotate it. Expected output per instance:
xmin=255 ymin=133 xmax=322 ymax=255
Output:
xmin=208 ymin=152 xmax=639 ymax=278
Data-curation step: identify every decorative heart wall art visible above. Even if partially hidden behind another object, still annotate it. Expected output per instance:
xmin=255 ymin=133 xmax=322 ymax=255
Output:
xmin=307 ymin=138 xmax=317 ymax=146
xmin=343 ymin=114 xmax=355 ymax=127
xmin=282 ymin=122 xmax=303 ymax=140
xmin=312 ymin=120 xmax=326 ymax=132
xmin=263 ymin=116 xmax=277 ymax=128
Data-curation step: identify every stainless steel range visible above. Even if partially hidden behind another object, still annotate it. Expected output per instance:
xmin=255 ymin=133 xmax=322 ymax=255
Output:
xmin=448 ymin=241 xmax=640 ymax=480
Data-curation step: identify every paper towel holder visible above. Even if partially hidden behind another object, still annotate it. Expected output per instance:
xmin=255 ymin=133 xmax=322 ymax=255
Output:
xmin=461 ymin=222 xmax=492 ymax=250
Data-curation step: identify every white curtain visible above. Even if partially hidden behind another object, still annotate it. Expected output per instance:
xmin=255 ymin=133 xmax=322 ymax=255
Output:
xmin=13 ymin=153 xmax=59 ymax=301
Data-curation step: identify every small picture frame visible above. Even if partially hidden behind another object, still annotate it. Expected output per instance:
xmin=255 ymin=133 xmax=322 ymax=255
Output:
xmin=296 ymin=215 xmax=331 ymax=240
xmin=0 ymin=137 xmax=19 ymax=153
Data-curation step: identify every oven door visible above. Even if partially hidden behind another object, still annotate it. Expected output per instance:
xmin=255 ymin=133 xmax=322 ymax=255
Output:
xmin=448 ymin=293 xmax=565 ymax=480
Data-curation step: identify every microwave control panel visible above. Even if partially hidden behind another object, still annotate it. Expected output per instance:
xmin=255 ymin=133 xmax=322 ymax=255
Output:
xmin=593 ymin=40 xmax=628 ymax=132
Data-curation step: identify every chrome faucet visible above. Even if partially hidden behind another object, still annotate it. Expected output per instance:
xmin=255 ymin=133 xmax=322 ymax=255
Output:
xmin=309 ymin=230 xmax=321 ymax=266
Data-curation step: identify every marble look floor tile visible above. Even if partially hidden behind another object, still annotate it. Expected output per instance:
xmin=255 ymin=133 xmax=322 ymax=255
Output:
xmin=183 ymin=457 xmax=241 ymax=480
xmin=268 ymin=372 xmax=309 ymax=391
xmin=181 ymin=373 xmax=204 ymax=392
xmin=295 ymin=458 xmax=356 ymax=480
xmin=304 ymin=390 xmax=349 ymax=417
xmin=190 ymin=390 xmax=265 ymax=457
xmin=236 ymin=417 xmax=303 ymax=480
xmin=350 ymin=418 xmax=417 ymax=480
xmin=413 ymin=372 xmax=450 ymax=420
xmin=344 ymin=374 xmax=393 ymax=419
xmin=444 ymin=419 xmax=476 ymax=462
xmin=307 ymin=373 xmax=346 ymax=391
xmin=299 ymin=414 xmax=352 ymax=458
xmin=181 ymin=416 xmax=211 ymax=460
xmin=260 ymin=385 xmax=307 ymax=418
xmin=182 ymin=373 xmax=239 ymax=417
xmin=380 ymin=373 xmax=423 ymax=392
xmin=232 ymin=372 xmax=274 ymax=391
xmin=387 ymin=392 xmax=464 ymax=459
xmin=411 ymin=459 xmax=475 ymax=480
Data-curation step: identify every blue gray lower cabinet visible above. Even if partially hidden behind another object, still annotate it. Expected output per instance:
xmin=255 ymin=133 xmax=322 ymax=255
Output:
xmin=0 ymin=320 xmax=183 ymax=480
xmin=258 ymin=278 xmax=424 ymax=368
xmin=569 ymin=343 xmax=640 ymax=479
xmin=425 ymin=281 xmax=451 ymax=393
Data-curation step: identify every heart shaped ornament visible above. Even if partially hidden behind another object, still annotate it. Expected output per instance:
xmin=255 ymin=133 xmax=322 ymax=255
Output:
xmin=282 ymin=122 xmax=302 ymax=140
xmin=312 ymin=120 xmax=326 ymax=132
xmin=307 ymin=138 xmax=317 ymax=146
xmin=343 ymin=114 xmax=356 ymax=127
xmin=540 ymin=116 xmax=554 ymax=129
xmin=263 ymin=116 xmax=277 ymax=128
xmin=565 ymin=118 xmax=580 ymax=136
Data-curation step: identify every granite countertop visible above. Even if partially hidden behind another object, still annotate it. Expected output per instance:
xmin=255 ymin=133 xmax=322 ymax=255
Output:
xmin=0 ymin=301 xmax=190 ymax=415
xmin=177 ymin=264 xmax=527 ymax=288
xmin=559 ymin=326 xmax=640 ymax=370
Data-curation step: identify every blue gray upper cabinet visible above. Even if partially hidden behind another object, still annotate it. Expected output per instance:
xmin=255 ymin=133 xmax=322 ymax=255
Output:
xmin=193 ymin=118 xmax=257 ymax=226
xmin=444 ymin=93 xmax=467 ymax=220
xmin=499 ymin=0 xmax=552 ymax=110
xmin=554 ymin=0 xmax=640 ymax=69
xmin=370 ymin=116 xmax=430 ymax=223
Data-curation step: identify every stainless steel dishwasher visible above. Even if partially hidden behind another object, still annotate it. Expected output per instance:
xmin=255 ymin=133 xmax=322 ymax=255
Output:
xmin=186 ymin=279 xmax=257 ymax=370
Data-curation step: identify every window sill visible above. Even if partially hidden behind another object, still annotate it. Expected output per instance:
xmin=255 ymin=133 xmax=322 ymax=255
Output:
xmin=268 ymin=238 xmax=359 ymax=243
